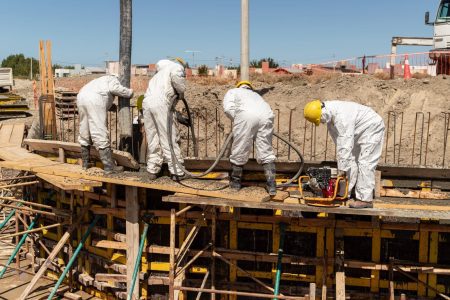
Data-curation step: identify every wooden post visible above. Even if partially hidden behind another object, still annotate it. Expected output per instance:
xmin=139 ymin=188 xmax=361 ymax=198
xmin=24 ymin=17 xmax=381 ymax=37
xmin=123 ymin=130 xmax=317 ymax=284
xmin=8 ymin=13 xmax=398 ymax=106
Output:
xmin=169 ymin=209 xmax=176 ymax=300
xmin=335 ymin=228 xmax=345 ymax=300
xmin=389 ymin=258 xmax=395 ymax=300
xmin=126 ymin=186 xmax=139 ymax=300
xmin=118 ymin=0 xmax=133 ymax=151
xmin=371 ymin=217 xmax=381 ymax=293
xmin=58 ymin=148 xmax=65 ymax=163
xmin=309 ymin=283 xmax=316 ymax=300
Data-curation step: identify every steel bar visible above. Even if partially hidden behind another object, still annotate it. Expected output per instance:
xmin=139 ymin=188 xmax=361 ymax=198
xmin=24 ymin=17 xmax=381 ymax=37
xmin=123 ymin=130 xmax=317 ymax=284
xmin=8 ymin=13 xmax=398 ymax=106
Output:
xmin=175 ymin=287 xmax=303 ymax=299
xmin=0 ymin=223 xmax=62 ymax=240
xmin=47 ymin=215 xmax=100 ymax=300
xmin=0 ymin=215 xmax=40 ymax=278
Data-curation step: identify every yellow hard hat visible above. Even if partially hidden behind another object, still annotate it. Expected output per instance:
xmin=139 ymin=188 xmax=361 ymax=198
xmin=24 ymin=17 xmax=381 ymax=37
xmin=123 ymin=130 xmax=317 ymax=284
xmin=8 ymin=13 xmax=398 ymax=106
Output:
xmin=236 ymin=80 xmax=253 ymax=89
xmin=304 ymin=100 xmax=322 ymax=126
xmin=174 ymin=57 xmax=186 ymax=68
xmin=136 ymin=95 xmax=144 ymax=110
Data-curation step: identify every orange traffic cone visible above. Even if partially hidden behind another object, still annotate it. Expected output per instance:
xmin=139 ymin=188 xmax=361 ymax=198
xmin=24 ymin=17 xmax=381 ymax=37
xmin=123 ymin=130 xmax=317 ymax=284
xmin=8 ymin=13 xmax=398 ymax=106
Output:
xmin=403 ymin=54 xmax=411 ymax=79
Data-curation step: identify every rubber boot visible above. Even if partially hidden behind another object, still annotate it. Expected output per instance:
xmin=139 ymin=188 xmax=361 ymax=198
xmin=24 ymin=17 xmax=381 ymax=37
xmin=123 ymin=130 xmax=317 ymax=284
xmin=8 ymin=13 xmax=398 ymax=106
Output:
xmin=81 ymin=145 xmax=90 ymax=171
xmin=171 ymin=173 xmax=187 ymax=181
xmin=99 ymin=147 xmax=124 ymax=174
xmin=229 ymin=164 xmax=243 ymax=191
xmin=263 ymin=162 xmax=277 ymax=196
xmin=348 ymin=199 xmax=373 ymax=209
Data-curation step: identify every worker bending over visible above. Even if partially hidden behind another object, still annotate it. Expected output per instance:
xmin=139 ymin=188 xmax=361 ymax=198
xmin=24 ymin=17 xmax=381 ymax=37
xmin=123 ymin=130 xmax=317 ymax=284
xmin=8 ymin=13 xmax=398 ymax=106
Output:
xmin=77 ymin=75 xmax=134 ymax=174
xmin=142 ymin=58 xmax=188 ymax=180
xmin=223 ymin=81 xmax=277 ymax=196
xmin=304 ymin=100 xmax=385 ymax=208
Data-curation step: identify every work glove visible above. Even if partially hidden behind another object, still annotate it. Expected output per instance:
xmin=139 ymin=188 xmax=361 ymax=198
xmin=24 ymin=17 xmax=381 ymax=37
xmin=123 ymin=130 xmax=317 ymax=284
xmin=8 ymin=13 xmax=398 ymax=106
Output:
xmin=176 ymin=111 xmax=191 ymax=126
xmin=337 ymin=170 xmax=346 ymax=178
xmin=108 ymin=103 xmax=118 ymax=112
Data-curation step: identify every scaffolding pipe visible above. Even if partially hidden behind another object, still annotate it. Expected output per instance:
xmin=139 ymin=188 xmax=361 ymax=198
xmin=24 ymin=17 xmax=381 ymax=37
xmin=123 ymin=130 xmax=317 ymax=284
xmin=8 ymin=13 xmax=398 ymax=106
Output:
xmin=127 ymin=222 xmax=150 ymax=300
xmin=273 ymin=222 xmax=287 ymax=299
xmin=0 ymin=214 xmax=40 ymax=278
xmin=0 ymin=205 xmax=19 ymax=230
xmin=47 ymin=215 xmax=100 ymax=300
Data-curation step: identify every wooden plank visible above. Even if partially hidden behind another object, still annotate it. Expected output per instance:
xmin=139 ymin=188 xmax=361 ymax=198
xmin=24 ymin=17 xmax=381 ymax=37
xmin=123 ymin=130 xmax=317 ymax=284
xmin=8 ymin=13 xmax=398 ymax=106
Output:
xmin=24 ymin=139 xmax=139 ymax=169
xmin=93 ymin=239 xmax=127 ymax=250
xmin=0 ymin=124 xmax=14 ymax=144
xmin=380 ymin=188 xmax=450 ymax=200
xmin=9 ymin=124 xmax=25 ymax=146
xmin=37 ymin=173 xmax=102 ymax=191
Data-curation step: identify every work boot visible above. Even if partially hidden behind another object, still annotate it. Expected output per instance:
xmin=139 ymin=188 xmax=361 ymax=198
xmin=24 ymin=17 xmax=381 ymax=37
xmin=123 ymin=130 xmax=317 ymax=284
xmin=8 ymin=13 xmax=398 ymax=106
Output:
xmin=229 ymin=164 xmax=243 ymax=191
xmin=81 ymin=145 xmax=90 ymax=170
xmin=263 ymin=162 xmax=277 ymax=196
xmin=171 ymin=173 xmax=187 ymax=181
xmin=99 ymin=147 xmax=124 ymax=174
xmin=348 ymin=199 xmax=373 ymax=209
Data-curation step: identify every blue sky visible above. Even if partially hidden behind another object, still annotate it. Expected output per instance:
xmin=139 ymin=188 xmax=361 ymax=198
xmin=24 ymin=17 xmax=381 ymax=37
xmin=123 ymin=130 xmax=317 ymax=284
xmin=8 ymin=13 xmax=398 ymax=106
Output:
xmin=1 ymin=0 xmax=440 ymax=67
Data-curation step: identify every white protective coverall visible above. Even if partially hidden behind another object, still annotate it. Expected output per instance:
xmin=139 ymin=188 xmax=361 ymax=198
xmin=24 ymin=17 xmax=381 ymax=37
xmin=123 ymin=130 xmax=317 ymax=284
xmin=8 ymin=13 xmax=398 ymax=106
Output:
xmin=223 ymin=87 xmax=276 ymax=166
xmin=77 ymin=75 xmax=133 ymax=149
xmin=321 ymin=100 xmax=385 ymax=202
xmin=142 ymin=60 xmax=186 ymax=175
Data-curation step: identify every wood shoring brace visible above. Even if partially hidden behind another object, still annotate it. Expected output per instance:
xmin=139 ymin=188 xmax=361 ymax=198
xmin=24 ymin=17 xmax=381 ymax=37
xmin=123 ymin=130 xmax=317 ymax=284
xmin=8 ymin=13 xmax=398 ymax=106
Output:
xmin=393 ymin=265 xmax=450 ymax=300
xmin=18 ymin=205 xmax=91 ymax=300
xmin=212 ymin=251 xmax=278 ymax=294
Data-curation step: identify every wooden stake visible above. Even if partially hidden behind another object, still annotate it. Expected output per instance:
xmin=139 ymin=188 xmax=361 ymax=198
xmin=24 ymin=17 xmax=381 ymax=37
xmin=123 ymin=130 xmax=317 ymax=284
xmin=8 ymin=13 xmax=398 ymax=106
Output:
xmin=126 ymin=186 xmax=139 ymax=300
xmin=169 ymin=208 xmax=176 ymax=300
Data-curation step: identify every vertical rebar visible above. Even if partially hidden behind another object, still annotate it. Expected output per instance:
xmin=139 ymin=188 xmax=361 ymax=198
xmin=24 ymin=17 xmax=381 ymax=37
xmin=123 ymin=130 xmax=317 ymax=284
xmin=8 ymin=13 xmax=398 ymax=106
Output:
xmin=385 ymin=112 xmax=392 ymax=164
xmin=324 ymin=127 xmax=329 ymax=161
xmin=397 ymin=112 xmax=404 ymax=165
xmin=288 ymin=109 xmax=294 ymax=160
xmin=204 ymin=108 xmax=208 ymax=157
xmin=303 ymin=119 xmax=307 ymax=156
xmin=442 ymin=112 xmax=450 ymax=167
xmin=275 ymin=109 xmax=280 ymax=156
xmin=411 ymin=113 xmax=419 ymax=165
xmin=419 ymin=112 xmax=425 ymax=165
xmin=215 ymin=108 xmax=219 ymax=156
xmin=424 ymin=112 xmax=431 ymax=166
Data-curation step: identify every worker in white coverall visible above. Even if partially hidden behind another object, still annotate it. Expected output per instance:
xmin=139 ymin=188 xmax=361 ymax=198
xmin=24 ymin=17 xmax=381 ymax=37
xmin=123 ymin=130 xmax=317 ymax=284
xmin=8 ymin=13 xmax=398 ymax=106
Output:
xmin=142 ymin=58 xmax=189 ymax=180
xmin=223 ymin=81 xmax=277 ymax=196
xmin=303 ymin=100 xmax=385 ymax=208
xmin=77 ymin=75 xmax=134 ymax=174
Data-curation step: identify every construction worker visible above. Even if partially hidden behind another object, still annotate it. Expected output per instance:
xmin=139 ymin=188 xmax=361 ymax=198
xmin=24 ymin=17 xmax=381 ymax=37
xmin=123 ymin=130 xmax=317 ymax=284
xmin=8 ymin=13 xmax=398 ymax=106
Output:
xmin=223 ymin=81 xmax=277 ymax=196
xmin=303 ymin=100 xmax=385 ymax=208
xmin=77 ymin=75 xmax=133 ymax=174
xmin=142 ymin=58 xmax=188 ymax=180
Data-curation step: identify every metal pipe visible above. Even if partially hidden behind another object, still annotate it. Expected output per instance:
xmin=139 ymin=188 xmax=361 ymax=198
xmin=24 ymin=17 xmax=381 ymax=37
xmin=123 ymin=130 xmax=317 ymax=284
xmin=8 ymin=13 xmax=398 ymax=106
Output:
xmin=273 ymin=222 xmax=287 ymax=300
xmin=0 ymin=206 xmax=18 ymax=230
xmin=47 ymin=215 xmax=100 ymax=300
xmin=0 ymin=215 xmax=40 ymax=278
xmin=127 ymin=222 xmax=150 ymax=300
xmin=240 ymin=0 xmax=249 ymax=81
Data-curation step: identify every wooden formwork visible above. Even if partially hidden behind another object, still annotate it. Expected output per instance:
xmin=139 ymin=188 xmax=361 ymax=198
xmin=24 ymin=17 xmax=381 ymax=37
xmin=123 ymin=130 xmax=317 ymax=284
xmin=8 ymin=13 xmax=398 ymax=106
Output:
xmin=27 ymin=181 xmax=450 ymax=299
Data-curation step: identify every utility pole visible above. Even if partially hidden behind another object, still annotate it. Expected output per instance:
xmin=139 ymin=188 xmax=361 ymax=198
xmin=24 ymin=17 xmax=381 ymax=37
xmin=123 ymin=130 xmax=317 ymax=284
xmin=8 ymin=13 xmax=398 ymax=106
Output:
xmin=118 ymin=0 xmax=132 ymax=152
xmin=240 ymin=0 xmax=249 ymax=80
xmin=30 ymin=57 xmax=33 ymax=80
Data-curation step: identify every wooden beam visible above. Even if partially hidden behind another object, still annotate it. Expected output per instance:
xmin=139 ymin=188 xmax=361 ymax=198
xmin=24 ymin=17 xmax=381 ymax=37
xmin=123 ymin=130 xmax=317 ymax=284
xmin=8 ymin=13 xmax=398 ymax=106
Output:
xmin=126 ymin=186 xmax=139 ymax=300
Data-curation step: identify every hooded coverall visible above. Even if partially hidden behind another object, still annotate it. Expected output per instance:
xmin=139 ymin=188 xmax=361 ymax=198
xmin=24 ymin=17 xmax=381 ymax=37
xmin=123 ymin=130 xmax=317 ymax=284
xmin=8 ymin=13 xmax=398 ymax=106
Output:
xmin=223 ymin=87 xmax=276 ymax=166
xmin=142 ymin=60 xmax=186 ymax=176
xmin=321 ymin=100 xmax=385 ymax=202
xmin=77 ymin=75 xmax=133 ymax=149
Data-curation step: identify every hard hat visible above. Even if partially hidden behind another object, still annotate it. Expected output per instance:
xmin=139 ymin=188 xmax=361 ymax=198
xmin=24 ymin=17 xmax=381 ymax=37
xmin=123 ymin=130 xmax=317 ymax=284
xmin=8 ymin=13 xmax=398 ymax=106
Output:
xmin=304 ymin=100 xmax=322 ymax=126
xmin=136 ymin=95 xmax=144 ymax=110
xmin=174 ymin=57 xmax=186 ymax=68
xmin=236 ymin=80 xmax=253 ymax=89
